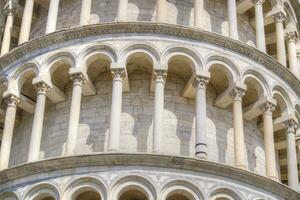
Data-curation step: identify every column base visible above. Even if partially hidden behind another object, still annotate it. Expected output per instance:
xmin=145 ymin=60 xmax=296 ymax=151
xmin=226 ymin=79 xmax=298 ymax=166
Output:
xmin=195 ymin=152 xmax=207 ymax=160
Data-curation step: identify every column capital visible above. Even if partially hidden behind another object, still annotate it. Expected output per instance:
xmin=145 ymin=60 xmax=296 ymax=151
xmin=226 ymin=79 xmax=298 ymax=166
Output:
xmin=286 ymin=31 xmax=298 ymax=43
xmin=230 ymin=87 xmax=246 ymax=101
xmin=272 ymin=11 xmax=286 ymax=23
xmin=4 ymin=94 xmax=19 ymax=108
xmin=252 ymin=0 xmax=265 ymax=5
xmin=153 ymin=70 xmax=167 ymax=83
xmin=34 ymin=81 xmax=51 ymax=96
xmin=193 ymin=75 xmax=210 ymax=90
xmin=285 ymin=119 xmax=298 ymax=134
xmin=111 ymin=68 xmax=126 ymax=81
xmin=70 ymin=72 xmax=87 ymax=87
xmin=3 ymin=0 xmax=17 ymax=15
xmin=261 ymin=101 xmax=276 ymax=115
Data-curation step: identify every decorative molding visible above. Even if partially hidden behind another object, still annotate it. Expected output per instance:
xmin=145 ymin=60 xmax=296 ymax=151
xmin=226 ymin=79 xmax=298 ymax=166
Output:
xmin=0 ymin=23 xmax=300 ymax=97
xmin=0 ymin=153 xmax=299 ymax=199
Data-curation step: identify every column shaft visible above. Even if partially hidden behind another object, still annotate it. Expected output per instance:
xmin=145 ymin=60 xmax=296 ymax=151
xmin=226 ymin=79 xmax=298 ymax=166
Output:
xmin=156 ymin=0 xmax=166 ymax=23
xmin=232 ymin=88 xmax=247 ymax=169
xmin=108 ymin=70 xmax=124 ymax=151
xmin=274 ymin=13 xmax=287 ymax=66
xmin=1 ymin=11 xmax=14 ymax=56
xmin=0 ymin=95 xmax=19 ymax=170
xmin=66 ymin=74 xmax=85 ymax=155
xmin=228 ymin=0 xmax=239 ymax=39
xmin=45 ymin=0 xmax=60 ymax=34
xmin=117 ymin=0 xmax=128 ymax=22
xmin=80 ymin=0 xmax=92 ymax=26
xmin=27 ymin=83 xmax=49 ymax=162
xmin=18 ymin=0 xmax=34 ymax=44
xmin=286 ymin=120 xmax=299 ymax=190
xmin=253 ymin=0 xmax=266 ymax=52
xmin=194 ymin=0 xmax=203 ymax=29
xmin=153 ymin=71 xmax=166 ymax=153
xmin=287 ymin=33 xmax=299 ymax=78
xmin=262 ymin=103 xmax=278 ymax=181
xmin=194 ymin=76 xmax=209 ymax=158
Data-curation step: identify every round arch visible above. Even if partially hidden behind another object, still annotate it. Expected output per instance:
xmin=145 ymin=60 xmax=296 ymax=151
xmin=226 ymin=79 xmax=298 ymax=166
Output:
xmin=23 ymin=183 xmax=60 ymax=200
xmin=272 ymin=85 xmax=293 ymax=116
xmin=204 ymin=54 xmax=241 ymax=84
xmin=160 ymin=179 xmax=204 ymax=200
xmin=162 ymin=45 xmax=204 ymax=74
xmin=42 ymin=50 xmax=76 ymax=75
xmin=77 ymin=43 xmax=118 ymax=70
xmin=242 ymin=69 xmax=271 ymax=97
xmin=63 ymin=176 xmax=107 ymax=200
xmin=110 ymin=175 xmax=157 ymax=200
xmin=8 ymin=61 xmax=39 ymax=96
xmin=119 ymin=42 xmax=161 ymax=69
xmin=208 ymin=187 xmax=243 ymax=200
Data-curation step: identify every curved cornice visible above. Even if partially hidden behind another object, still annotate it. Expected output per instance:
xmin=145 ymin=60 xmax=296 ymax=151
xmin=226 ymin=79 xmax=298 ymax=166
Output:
xmin=0 ymin=22 xmax=299 ymax=97
xmin=0 ymin=153 xmax=299 ymax=199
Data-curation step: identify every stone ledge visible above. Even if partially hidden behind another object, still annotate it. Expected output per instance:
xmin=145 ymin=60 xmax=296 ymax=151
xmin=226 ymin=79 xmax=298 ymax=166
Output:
xmin=0 ymin=22 xmax=300 ymax=98
xmin=0 ymin=153 xmax=299 ymax=199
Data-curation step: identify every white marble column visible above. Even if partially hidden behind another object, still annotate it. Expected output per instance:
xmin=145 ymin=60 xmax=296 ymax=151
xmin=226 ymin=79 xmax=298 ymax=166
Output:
xmin=156 ymin=0 xmax=167 ymax=23
xmin=287 ymin=32 xmax=299 ymax=78
xmin=66 ymin=73 xmax=86 ymax=155
xmin=80 ymin=0 xmax=92 ymax=26
xmin=285 ymin=119 xmax=299 ymax=190
xmin=153 ymin=70 xmax=167 ymax=153
xmin=117 ymin=0 xmax=128 ymax=22
xmin=194 ymin=75 xmax=209 ymax=159
xmin=231 ymin=87 xmax=247 ymax=169
xmin=45 ymin=0 xmax=60 ymax=34
xmin=18 ymin=0 xmax=34 ymax=45
xmin=194 ymin=0 xmax=203 ymax=29
xmin=108 ymin=69 xmax=124 ymax=151
xmin=0 ymin=3 xmax=14 ymax=56
xmin=227 ymin=0 xmax=239 ymax=39
xmin=262 ymin=102 xmax=278 ymax=181
xmin=252 ymin=0 xmax=266 ymax=52
xmin=0 ymin=95 xmax=19 ymax=170
xmin=273 ymin=12 xmax=287 ymax=66
xmin=27 ymin=82 xmax=50 ymax=162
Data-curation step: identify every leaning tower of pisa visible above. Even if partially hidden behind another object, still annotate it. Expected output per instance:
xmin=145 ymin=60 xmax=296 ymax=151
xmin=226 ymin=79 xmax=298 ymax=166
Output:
xmin=0 ymin=0 xmax=300 ymax=199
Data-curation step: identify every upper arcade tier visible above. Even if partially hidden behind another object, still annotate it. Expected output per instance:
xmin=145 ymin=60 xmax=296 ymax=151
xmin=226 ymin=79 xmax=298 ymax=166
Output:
xmin=0 ymin=0 xmax=300 ymax=78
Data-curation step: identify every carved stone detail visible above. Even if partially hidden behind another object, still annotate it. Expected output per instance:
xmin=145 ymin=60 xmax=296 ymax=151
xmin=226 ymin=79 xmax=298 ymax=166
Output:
xmin=193 ymin=75 xmax=209 ymax=90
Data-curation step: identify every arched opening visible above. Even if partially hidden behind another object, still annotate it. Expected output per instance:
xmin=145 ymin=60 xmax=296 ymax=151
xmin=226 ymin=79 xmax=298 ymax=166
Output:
xmin=73 ymin=190 xmax=101 ymax=200
xmin=209 ymin=188 xmax=241 ymax=200
xmin=272 ymin=88 xmax=292 ymax=185
xmin=242 ymin=74 xmax=267 ymax=172
xmin=33 ymin=197 xmax=55 ymax=200
xmin=38 ymin=56 xmax=73 ymax=159
xmin=165 ymin=189 xmax=195 ymax=200
xmin=121 ymin=51 xmax=154 ymax=152
xmin=119 ymin=189 xmax=148 ymax=200
xmin=80 ymin=52 xmax=113 ymax=153
xmin=10 ymin=66 xmax=38 ymax=166
xmin=165 ymin=54 xmax=195 ymax=156
xmin=207 ymin=62 xmax=235 ymax=164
